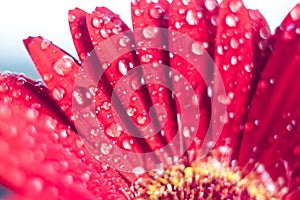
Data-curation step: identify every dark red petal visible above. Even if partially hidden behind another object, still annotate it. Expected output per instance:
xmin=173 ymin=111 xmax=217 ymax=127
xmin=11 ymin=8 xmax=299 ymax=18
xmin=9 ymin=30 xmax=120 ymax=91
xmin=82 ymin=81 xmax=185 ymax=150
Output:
xmin=238 ymin=4 xmax=300 ymax=196
xmin=85 ymin=7 xmax=170 ymax=154
xmin=24 ymin=37 xmax=80 ymax=123
xmin=248 ymin=9 xmax=272 ymax=70
xmin=213 ymin=0 xmax=261 ymax=161
xmin=0 ymin=73 xmax=70 ymax=127
xmin=0 ymin=81 xmax=130 ymax=199
xmin=169 ymin=0 xmax=213 ymax=160
xmin=68 ymin=8 xmax=94 ymax=62
xmin=131 ymin=0 xmax=179 ymax=155
xmin=197 ymin=0 xmax=219 ymax=56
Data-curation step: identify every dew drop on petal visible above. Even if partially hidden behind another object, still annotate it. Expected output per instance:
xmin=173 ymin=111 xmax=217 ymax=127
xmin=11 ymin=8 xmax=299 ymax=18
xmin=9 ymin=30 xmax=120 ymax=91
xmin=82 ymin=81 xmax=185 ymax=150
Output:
xmin=40 ymin=40 xmax=50 ymax=50
xmin=290 ymin=7 xmax=300 ymax=21
xmin=137 ymin=114 xmax=147 ymax=125
xmin=105 ymin=123 xmax=123 ymax=138
xmin=229 ymin=0 xmax=243 ymax=13
xmin=119 ymin=35 xmax=131 ymax=47
xmin=191 ymin=42 xmax=204 ymax=55
xmin=182 ymin=0 xmax=191 ymax=6
xmin=230 ymin=38 xmax=239 ymax=49
xmin=53 ymin=56 xmax=75 ymax=76
xmin=149 ymin=6 xmax=164 ymax=19
xmin=142 ymin=27 xmax=159 ymax=39
xmin=52 ymin=87 xmax=66 ymax=101
xmin=204 ymin=0 xmax=217 ymax=11
xmin=134 ymin=8 xmax=143 ymax=17
xmin=122 ymin=139 xmax=132 ymax=150
xmin=101 ymin=143 xmax=112 ymax=155
xmin=231 ymin=56 xmax=238 ymax=65
xmin=259 ymin=27 xmax=270 ymax=39
xmin=118 ymin=59 xmax=128 ymax=75
xmin=68 ymin=14 xmax=76 ymax=23
xmin=127 ymin=106 xmax=137 ymax=117
xmin=132 ymin=166 xmax=145 ymax=175
xmin=92 ymin=17 xmax=103 ymax=28
xmin=225 ymin=14 xmax=237 ymax=27
xmin=186 ymin=10 xmax=198 ymax=25
xmin=74 ymin=32 xmax=82 ymax=40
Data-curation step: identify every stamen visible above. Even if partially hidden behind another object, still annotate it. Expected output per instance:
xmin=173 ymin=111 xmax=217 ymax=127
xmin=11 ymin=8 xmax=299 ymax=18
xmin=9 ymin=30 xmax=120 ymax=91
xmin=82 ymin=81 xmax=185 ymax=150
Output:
xmin=131 ymin=158 xmax=280 ymax=200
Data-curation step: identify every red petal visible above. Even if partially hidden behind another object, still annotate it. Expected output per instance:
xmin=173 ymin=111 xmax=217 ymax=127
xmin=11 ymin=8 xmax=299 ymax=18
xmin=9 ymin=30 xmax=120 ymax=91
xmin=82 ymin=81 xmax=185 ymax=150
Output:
xmin=248 ymin=9 xmax=272 ymax=70
xmin=198 ymin=0 xmax=219 ymax=56
xmin=169 ymin=0 xmax=213 ymax=160
xmin=238 ymin=5 xmax=300 ymax=196
xmin=0 ymin=73 xmax=70 ymax=127
xmin=0 ymin=76 xmax=130 ymax=199
xmin=24 ymin=37 xmax=80 ymax=123
xmin=85 ymin=7 xmax=170 ymax=154
xmin=68 ymin=8 xmax=94 ymax=62
xmin=213 ymin=0 xmax=261 ymax=161
xmin=131 ymin=0 xmax=179 ymax=155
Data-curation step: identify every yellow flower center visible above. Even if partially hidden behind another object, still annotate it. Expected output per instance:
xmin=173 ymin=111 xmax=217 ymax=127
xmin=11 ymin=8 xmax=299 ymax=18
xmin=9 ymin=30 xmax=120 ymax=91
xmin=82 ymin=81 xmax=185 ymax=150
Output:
xmin=131 ymin=158 xmax=281 ymax=200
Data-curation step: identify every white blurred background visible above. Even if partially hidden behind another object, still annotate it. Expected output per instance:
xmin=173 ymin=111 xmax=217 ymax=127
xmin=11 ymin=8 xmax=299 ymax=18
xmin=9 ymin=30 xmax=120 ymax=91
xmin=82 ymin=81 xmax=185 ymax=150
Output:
xmin=0 ymin=0 xmax=298 ymax=79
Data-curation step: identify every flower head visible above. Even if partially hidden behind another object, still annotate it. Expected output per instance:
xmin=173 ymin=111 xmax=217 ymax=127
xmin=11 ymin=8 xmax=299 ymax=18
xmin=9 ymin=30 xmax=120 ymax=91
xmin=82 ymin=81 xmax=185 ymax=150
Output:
xmin=0 ymin=0 xmax=300 ymax=199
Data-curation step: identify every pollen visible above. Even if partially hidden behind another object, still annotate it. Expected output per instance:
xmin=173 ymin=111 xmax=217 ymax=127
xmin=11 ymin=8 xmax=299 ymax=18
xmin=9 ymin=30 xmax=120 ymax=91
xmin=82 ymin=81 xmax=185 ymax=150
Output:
xmin=131 ymin=158 xmax=280 ymax=200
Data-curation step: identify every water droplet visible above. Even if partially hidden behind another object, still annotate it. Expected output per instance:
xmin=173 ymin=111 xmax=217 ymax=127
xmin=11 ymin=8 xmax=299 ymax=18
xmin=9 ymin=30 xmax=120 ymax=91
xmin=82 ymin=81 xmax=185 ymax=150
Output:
xmin=229 ymin=0 xmax=243 ymax=13
xmin=52 ymin=87 xmax=65 ymax=101
xmin=245 ymin=31 xmax=252 ymax=39
xmin=191 ymin=42 xmax=203 ymax=55
xmin=0 ymin=103 xmax=12 ymax=119
xmin=118 ymin=59 xmax=128 ymax=75
xmin=217 ymin=45 xmax=224 ymax=55
xmin=141 ymin=54 xmax=153 ymax=63
xmin=134 ymin=8 xmax=143 ymax=17
xmin=92 ymin=17 xmax=103 ymax=28
xmin=81 ymin=172 xmax=90 ymax=182
xmin=182 ymin=0 xmax=190 ymax=6
xmin=290 ymin=7 xmax=300 ymax=21
xmin=186 ymin=10 xmax=198 ymax=25
xmin=132 ymin=166 xmax=145 ymax=175
xmin=231 ymin=56 xmax=238 ymax=65
xmin=68 ymin=14 xmax=76 ymax=23
xmin=183 ymin=127 xmax=190 ymax=137
xmin=53 ymin=56 xmax=75 ymax=76
xmin=225 ymin=14 xmax=237 ymax=27
xmin=74 ymin=32 xmax=82 ymax=40
xmin=137 ymin=114 xmax=147 ymax=125
xmin=127 ymin=106 xmax=137 ymax=117
xmin=223 ymin=64 xmax=230 ymax=71
xmin=101 ymin=143 xmax=112 ymax=155
xmin=105 ymin=123 xmax=123 ymax=138
xmin=142 ymin=27 xmax=159 ymax=39
xmin=230 ymin=38 xmax=239 ymax=49
xmin=259 ymin=27 xmax=270 ymax=39
xmin=100 ymin=29 xmax=109 ymax=38
xmin=119 ymin=35 xmax=131 ymax=47
xmin=205 ymin=0 xmax=217 ymax=11
xmin=244 ymin=63 xmax=252 ymax=72
xmin=286 ymin=124 xmax=293 ymax=131
xmin=149 ymin=6 xmax=164 ymax=19
xmin=40 ymin=40 xmax=50 ymax=50
xmin=26 ymin=108 xmax=39 ymax=120
xmin=122 ymin=139 xmax=132 ymax=150
xmin=73 ymin=87 xmax=92 ymax=107
xmin=218 ymin=94 xmax=231 ymax=105
xmin=175 ymin=21 xmax=182 ymax=29
xmin=43 ymin=74 xmax=53 ymax=82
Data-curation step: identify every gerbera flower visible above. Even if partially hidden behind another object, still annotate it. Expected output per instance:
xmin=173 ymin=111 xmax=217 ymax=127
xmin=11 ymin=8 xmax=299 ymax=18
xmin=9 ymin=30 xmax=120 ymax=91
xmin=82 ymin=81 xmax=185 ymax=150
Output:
xmin=0 ymin=0 xmax=300 ymax=199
